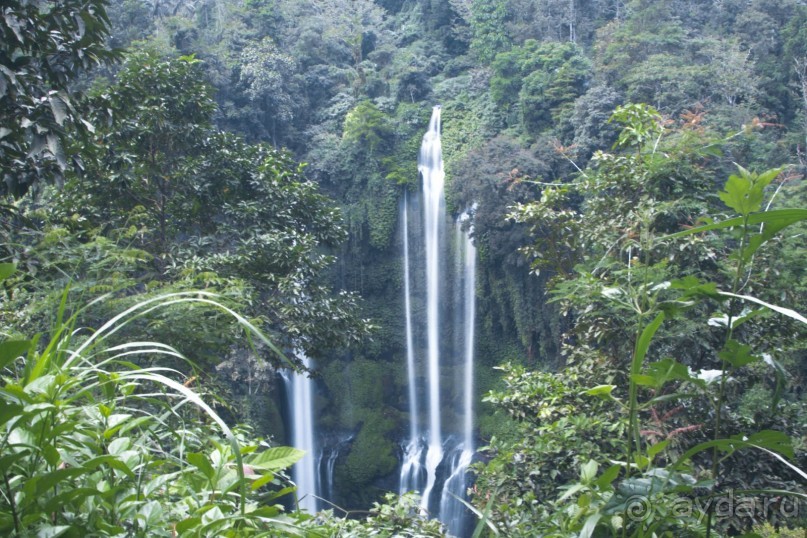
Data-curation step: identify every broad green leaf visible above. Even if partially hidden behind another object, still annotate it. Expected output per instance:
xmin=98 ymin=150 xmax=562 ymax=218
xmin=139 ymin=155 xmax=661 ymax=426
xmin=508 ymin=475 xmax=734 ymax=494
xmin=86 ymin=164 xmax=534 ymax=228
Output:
xmin=558 ymin=482 xmax=586 ymax=502
xmin=137 ymin=500 xmax=163 ymax=527
xmin=644 ymin=358 xmax=692 ymax=386
xmin=84 ymin=455 xmax=135 ymax=479
xmin=43 ymin=444 xmax=60 ymax=467
xmin=0 ymin=262 xmax=15 ymax=280
xmin=631 ymin=374 xmax=657 ymax=387
xmin=0 ymin=339 xmax=31 ymax=370
xmin=633 ymin=454 xmax=650 ymax=469
xmin=0 ymin=452 xmax=28 ymax=473
xmin=43 ymin=488 xmax=100 ymax=513
xmin=594 ymin=465 xmax=621 ymax=489
xmin=662 ymin=209 xmax=807 ymax=240
xmin=647 ymin=440 xmax=670 ymax=460
xmin=25 ymin=468 xmax=86 ymax=499
xmin=49 ymin=94 xmax=68 ymax=126
xmin=670 ymin=276 xmax=720 ymax=299
xmin=248 ymin=505 xmax=282 ymax=517
xmin=719 ymin=339 xmax=760 ymax=368
xmin=261 ymin=484 xmax=296 ymax=502
xmin=175 ymin=517 xmax=202 ymax=534
xmin=188 ymin=452 xmax=215 ymax=480
xmin=719 ymin=171 xmax=762 ymax=215
xmin=103 ymin=413 xmax=132 ymax=438
xmin=107 ymin=437 xmax=131 ymax=455
xmin=584 ymin=384 xmax=616 ymax=397
xmin=0 ymin=400 xmax=23 ymax=427
xmin=744 ymin=430 xmax=795 ymax=460
xmin=46 ymin=133 xmax=67 ymax=169
xmin=248 ymin=446 xmax=305 ymax=471
xmin=200 ymin=505 xmax=225 ymax=525
xmin=250 ymin=471 xmax=276 ymax=491
xmin=581 ymin=459 xmax=598 ymax=483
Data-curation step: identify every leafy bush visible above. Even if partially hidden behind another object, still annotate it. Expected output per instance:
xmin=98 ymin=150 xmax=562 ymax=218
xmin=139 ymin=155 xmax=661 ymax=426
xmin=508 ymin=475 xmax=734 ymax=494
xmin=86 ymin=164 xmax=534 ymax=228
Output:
xmin=0 ymin=281 xmax=309 ymax=537
xmin=477 ymin=104 xmax=807 ymax=537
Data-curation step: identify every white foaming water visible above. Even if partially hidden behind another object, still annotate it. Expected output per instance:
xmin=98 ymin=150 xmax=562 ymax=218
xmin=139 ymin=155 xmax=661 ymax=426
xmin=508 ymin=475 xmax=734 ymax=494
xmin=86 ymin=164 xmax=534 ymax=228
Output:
xmin=399 ymin=106 xmax=477 ymax=536
xmin=282 ymin=355 xmax=319 ymax=514
xmin=418 ymin=106 xmax=445 ymax=510
xmin=399 ymin=190 xmax=425 ymax=495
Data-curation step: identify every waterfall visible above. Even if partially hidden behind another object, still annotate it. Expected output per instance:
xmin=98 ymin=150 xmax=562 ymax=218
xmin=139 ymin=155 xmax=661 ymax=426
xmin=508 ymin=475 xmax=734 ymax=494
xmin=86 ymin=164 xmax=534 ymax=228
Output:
xmin=400 ymin=106 xmax=477 ymax=535
xmin=439 ymin=212 xmax=477 ymax=537
xmin=419 ymin=105 xmax=445 ymax=511
xmin=282 ymin=355 xmax=319 ymax=514
xmin=321 ymin=434 xmax=353 ymax=502
xmin=400 ymin=191 xmax=425 ymax=494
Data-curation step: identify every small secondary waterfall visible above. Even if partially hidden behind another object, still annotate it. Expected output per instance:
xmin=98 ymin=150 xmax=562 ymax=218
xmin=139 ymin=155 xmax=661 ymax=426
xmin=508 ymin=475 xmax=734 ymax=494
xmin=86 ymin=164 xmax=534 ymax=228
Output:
xmin=320 ymin=434 xmax=353 ymax=502
xmin=282 ymin=356 xmax=319 ymax=513
xmin=400 ymin=105 xmax=477 ymax=536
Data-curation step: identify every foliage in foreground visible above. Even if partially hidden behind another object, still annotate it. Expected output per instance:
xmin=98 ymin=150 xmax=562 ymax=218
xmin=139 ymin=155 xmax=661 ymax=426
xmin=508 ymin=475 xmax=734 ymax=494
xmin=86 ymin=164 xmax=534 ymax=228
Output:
xmin=0 ymin=283 xmax=309 ymax=536
xmin=0 ymin=279 xmax=448 ymax=537
xmin=475 ymin=104 xmax=807 ymax=537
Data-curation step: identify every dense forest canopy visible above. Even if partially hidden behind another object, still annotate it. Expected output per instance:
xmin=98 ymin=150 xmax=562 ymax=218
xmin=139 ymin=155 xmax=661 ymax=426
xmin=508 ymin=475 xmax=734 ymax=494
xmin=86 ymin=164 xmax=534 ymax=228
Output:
xmin=2 ymin=0 xmax=807 ymax=536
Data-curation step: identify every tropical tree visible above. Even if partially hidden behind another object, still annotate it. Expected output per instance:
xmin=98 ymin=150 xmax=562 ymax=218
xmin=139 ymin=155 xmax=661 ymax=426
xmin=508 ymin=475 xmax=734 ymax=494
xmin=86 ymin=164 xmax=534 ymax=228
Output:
xmin=15 ymin=52 xmax=370 ymax=369
xmin=0 ymin=0 xmax=118 ymax=198
xmin=483 ymin=104 xmax=807 ymax=536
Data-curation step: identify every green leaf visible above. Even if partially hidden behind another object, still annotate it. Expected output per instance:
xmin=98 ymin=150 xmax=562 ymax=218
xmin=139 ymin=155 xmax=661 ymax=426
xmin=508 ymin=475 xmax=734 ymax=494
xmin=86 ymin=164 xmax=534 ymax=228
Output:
xmin=43 ymin=488 xmax=100 ymax=513
xmin=558 ymin=483 xmax=586 ymax=502
xmin=581 ymin=460 xmax=598 ymax=484
xmin=49 ymin=95 xmax=68 ymax=126
xmin=719 ymin=340 xmax=760 ymax=368
xmin=0 ymin=262 xmax=15 ymax=281
xmin=594 ymin=465 xmax=621 ymax=489
xmin=107 ymin=437 xmax=131 ymax=455
xmin=0 ymin=452 xmax=28 ymax=473
xmin=643 ymin=358 xmax=692 ymax=388
xmin=0 ymin=403 xmax=23 ymax=428
xmin=584 ymin=385 xmax=616 ymax=397
xmin=137 ymin=500 xmax=163 ymax=527
xmin=719 ymin=171 xmax=760 ymax=215
xmin=672 ymin=431 xmax=797 ymax=474
xmin=43 ymin=444 xmax=60 ymax=467
xmin=261 ymin=484 xmax=296 ymax=502
xmin=467 ymin=488 xmax=501 ymax=537
xmin=662 ymin=209 xmax=807 ymax=241
xmin=188 ymin=452 xmax=215 ymax=480
xmin=248 ymin=446 xmax=304 ymax=471
xmin=631 ymin=374 xmax=657 ymax=387
xmin=84 ymin=455 xmax=135 ymax=479
xmin=580 ymin=513 xmax=602 ymax=538
xmin=26 ymin=468 xmax=86 ymax=498
xmin=647 ymin=440 xmax=670 ymax=460
xmin=744 ymin=430 xmax=795 ymax=460
xmin=46 ymin=134 xmax=67 ymax=169
xmin=631 ymin=313 xmax=665 ymax=379
xmin=247 ymin=505 xmax=282 ymax=518
xmin=0 ymin=339 xmax=31 ymax=370
xmin=175 ymin=517 xmax=202 ymax=534
xmin=250 ymin=472 xmax=276 ymax=491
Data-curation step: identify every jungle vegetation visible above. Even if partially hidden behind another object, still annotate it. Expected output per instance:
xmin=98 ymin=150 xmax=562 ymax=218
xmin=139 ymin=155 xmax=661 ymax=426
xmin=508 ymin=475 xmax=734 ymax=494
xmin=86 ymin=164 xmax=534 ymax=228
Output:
xmin=2 ymin=0 xmax=806 ymax=536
